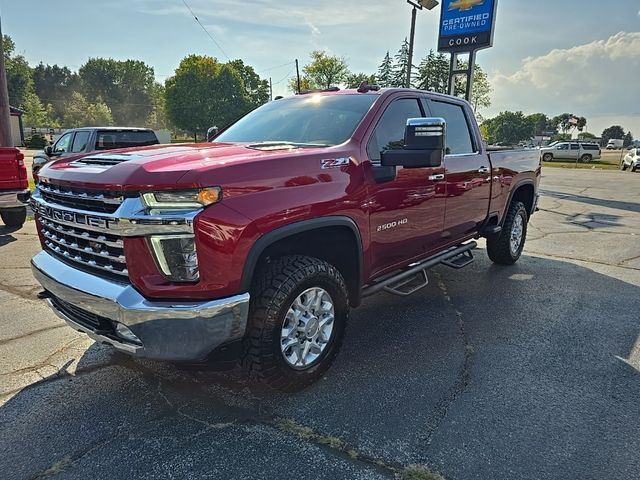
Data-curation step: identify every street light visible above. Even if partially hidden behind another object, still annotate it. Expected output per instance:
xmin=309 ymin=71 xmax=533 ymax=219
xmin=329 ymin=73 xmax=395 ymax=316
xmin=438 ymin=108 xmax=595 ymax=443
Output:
xmin=406 ymin=0 xmax=439 ymax=89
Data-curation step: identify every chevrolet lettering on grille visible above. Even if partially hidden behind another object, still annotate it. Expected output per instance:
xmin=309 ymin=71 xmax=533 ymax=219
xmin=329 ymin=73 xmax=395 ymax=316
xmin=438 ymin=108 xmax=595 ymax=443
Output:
xmin=38 ymin=204 xmax=114 ymax=230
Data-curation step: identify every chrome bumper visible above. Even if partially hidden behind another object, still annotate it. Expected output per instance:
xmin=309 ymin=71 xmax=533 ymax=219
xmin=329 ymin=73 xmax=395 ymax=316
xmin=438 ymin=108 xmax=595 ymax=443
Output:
xmin=31 ymin=251 xmax=250 ymax=361
xmin=0 ymin=189 xmax=30 ymax=208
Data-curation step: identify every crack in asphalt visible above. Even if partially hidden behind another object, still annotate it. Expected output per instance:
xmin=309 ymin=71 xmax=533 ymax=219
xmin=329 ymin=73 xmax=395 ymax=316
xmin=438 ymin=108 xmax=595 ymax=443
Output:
xmin=0 ymin=324 xmax=66 ymax=347
xmin=0 ymin=282 xmax=42 ymax=300
xmin=421 ymin=272 xmax=474 ymax=450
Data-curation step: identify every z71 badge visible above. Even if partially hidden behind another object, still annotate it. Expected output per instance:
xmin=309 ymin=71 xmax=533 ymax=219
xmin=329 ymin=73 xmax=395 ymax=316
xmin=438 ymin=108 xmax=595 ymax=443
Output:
xmin=321 ymin=157 xmax=351 ymax=169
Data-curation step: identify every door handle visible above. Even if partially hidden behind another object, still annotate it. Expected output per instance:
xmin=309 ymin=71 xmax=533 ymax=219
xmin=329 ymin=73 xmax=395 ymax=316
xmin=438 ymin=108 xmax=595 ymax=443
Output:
xmin=478 ymin=166 xmax=490 ymax=174
xmin=428 ymin=174 xmax=445 ymax=181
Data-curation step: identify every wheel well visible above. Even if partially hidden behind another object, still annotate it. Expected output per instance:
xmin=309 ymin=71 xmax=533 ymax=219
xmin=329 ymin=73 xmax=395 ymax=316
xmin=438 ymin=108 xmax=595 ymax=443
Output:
xmin=249 ymin=226 xmax=362 ymax=307
xmin=510 ymin=183 xmax=535 ymax=217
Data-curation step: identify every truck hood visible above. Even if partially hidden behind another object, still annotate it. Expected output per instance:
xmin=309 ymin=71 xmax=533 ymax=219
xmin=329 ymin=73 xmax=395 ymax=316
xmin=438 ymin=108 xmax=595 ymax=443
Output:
xmin=38 ymin=142 xmax=329 ymax=190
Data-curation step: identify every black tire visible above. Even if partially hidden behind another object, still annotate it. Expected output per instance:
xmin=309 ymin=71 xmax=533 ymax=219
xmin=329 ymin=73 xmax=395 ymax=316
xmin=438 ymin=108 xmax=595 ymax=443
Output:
xmin=620 ymin=161 xmax=627 ymax=171
xmin=632 ymin=165 xmax=638 ymax=173
xmin=580 ymin=154 xmax=592 ymax=163
xmin=0 ymin=207 xmax=26 ymax=227
xmin=486 ymin=201 xmax=528 ymax=265
xmin=243 ymin=255 xmax=349 ymax=391
xmin=542 ymin=153 xmax=553 ymax=162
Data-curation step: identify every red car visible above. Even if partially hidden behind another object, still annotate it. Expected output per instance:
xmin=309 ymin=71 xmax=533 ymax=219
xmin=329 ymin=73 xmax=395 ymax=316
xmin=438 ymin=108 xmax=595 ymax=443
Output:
xmin=0 ymin=147 xmax=30 ymax=227
xmin=31 ymin=87 xmax=540 ymax=390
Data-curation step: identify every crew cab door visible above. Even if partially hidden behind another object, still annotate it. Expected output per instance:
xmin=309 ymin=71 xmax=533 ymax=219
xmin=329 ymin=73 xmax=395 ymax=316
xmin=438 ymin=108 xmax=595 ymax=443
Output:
xmin=364 ymin=96 xmax=446 ymax=276
xmin=426 ymin=98 xmax=491 ymax=239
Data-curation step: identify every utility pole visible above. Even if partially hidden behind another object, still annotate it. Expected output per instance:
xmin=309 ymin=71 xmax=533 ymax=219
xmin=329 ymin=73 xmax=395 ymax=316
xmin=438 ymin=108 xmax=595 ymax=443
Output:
xmin=0 ymin=15 xmax=12 ymax=147
xmin=405 ymin=0 xmax=439 ymax=90
xmin=269 ymin=77 xmax=273 ymax=101
xmin=295 ymin=59 xmax=301 ymax=94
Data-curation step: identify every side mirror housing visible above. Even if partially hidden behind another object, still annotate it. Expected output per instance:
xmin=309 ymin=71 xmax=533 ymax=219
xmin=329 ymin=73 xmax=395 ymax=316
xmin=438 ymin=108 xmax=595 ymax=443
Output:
xmin=380 ymin=117 xmax=445 ymax=168
xmin=45 ymin=146 xmax=53 ymax=156
xmin=206 ymin=126 xmax=219 ymax=142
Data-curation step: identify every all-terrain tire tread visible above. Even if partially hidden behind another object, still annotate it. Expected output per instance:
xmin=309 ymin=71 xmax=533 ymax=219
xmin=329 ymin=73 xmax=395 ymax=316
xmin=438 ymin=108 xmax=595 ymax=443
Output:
xmin=486 ymin=201 xmax=527 ymax=265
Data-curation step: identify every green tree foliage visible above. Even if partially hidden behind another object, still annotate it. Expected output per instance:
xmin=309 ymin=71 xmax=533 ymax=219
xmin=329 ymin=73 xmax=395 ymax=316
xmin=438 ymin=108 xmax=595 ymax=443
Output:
xmin=414 ymin=49 xmax=449 ymax=93
xmin=63 ymin=92 xmax=113 ymax=128
xmin=377 ymin=51 xmax=393 ymax=88
xmin=22 ymin=91 xmax=58 ymax=128
xmin=552 ymin=113 xmax=587 ymax=134
xmin=480 ymin=111 xmax=532 ymax=145
xmin=345 ymin=73 xmax=377 ymax=88
xmin=146 ymin=82 xmax=170 ymax=130
xmin=32 ymin=63 xmax=79 ymax=120
xmin=291 ymin=51 xmax=350 ymax=91
xmin=623 ymin=131 xmax=633 ymax=147
xmin=228 ymin=59 xmax=269 ymax=108
xmin=2 ymin=35 xmax=32 ymax=107
xmin=391 ymin=38 xmax=412 ymax=88
xmin=601 ymin=125 xmax=625 ymax=146
xmin=78 ymin=58 xmax=155 ymax=126
xmin=165 ymin=55 xmax=252 ymax=140
xmin=453 ymin=63 xmax=492 ymax=114
xmin=526 ymin=113 xmax=553 ymax=136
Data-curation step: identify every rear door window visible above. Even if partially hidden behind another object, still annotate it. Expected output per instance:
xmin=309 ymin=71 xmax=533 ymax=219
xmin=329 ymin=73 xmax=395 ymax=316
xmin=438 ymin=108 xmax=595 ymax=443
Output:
xmin=570 ymin=143 xmax=580 ymax=150
xmin=96 ymin=130 xmax=158 ymax=150
xmin=428 ymin=100 xmax=475 ymax=155
xmin=71 ymin=131 xmax=91 ymax=153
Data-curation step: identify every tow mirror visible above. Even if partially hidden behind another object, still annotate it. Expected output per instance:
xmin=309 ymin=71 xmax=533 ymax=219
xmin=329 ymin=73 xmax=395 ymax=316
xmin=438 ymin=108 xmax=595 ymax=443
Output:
xmin=206 ymin=126 xmax=219 ymax=142
xmin=381 ymin=117 xmax=445 ymax=168
xmin=45 ymin=146 xmax=53 ymax=156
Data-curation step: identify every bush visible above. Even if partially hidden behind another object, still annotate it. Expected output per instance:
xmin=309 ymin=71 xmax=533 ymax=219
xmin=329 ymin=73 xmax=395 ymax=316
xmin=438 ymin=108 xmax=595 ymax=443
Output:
xmin=26 ymin=134 xmax=47 ymax=149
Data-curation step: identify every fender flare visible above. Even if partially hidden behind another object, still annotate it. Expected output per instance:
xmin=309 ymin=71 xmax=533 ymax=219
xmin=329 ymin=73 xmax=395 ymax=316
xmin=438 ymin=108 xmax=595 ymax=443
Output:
xmin=501 ymin=179 xmax=536 ymax=224
xmin=239 ymin=216 xmax=364 ymax=296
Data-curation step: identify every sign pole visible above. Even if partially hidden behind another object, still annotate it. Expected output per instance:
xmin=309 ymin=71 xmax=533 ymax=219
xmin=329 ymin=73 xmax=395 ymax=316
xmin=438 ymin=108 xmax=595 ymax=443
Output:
xmin=0 ymin=15 xmax=13 ymax=147
xmin=406 ymin=5 xmax=418 ymax=88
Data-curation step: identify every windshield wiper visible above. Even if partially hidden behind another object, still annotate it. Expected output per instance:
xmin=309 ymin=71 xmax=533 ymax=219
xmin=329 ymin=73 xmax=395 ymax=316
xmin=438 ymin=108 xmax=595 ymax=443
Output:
xmin=247 ymin=141 xmax=329 ymax=150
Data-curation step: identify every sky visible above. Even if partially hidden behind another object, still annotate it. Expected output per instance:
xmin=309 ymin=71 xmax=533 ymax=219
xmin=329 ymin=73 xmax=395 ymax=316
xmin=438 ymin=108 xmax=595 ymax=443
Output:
xmin=1 ymin=0 xmax=639 ymax=136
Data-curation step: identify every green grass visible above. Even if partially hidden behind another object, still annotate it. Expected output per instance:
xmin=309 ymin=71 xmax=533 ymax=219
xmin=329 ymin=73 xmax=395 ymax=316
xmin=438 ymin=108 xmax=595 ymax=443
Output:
xmin=542 ymin=160 xmax=620 ymax=170
xmin=28 ymin=179 xmax=36 ymax=191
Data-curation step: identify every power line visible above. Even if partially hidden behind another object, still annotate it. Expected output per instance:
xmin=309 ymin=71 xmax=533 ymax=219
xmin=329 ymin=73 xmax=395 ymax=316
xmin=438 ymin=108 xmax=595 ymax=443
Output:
xmin=181 ymin=0 xmax=231 ymax=62
xmin=257 ymin=61 xmax=295 ymax=74
xmin=271 ymin=68 xmax=295 ymax=86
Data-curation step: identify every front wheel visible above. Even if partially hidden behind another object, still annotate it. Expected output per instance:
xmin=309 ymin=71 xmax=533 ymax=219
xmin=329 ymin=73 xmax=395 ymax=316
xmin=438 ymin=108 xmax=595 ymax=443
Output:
xmin=542 ymin=153 xmax=553 ymax=162
xmin=0 ymin=207 xmax=27 ymax=227
xmin=620 ymin=161 xmax=628 ymax=171
xmin=243 ymin=255 xmax=349 ymax=391
xmin=486 ymin=201 xmax=528 ymax=265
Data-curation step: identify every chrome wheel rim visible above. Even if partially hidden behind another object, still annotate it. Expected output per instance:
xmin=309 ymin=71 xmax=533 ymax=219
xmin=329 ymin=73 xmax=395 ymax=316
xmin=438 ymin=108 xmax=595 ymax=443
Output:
xmin=510 ymin=214 xmax=524 ymax=255
xmin=280 ymin=287 xmax=335 ymax=369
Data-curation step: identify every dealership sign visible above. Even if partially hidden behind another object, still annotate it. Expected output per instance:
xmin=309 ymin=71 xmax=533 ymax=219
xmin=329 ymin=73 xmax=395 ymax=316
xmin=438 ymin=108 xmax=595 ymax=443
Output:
xmin=438 ymin=0 xmax=497 ymax=53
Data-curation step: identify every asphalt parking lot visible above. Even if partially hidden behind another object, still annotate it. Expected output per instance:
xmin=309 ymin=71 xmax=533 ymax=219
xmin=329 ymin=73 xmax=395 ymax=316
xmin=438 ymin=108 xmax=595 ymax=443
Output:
xmin=1 ymin=167 xmax=639 ymax=480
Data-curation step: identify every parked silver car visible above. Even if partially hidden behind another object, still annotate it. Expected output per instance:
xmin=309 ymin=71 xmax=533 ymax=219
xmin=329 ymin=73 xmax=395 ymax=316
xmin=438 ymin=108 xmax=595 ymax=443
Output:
xmin=540 ymin=142 xmax=601 ymax=163
xmin=621 ymin=147 xmax=639 ymax=172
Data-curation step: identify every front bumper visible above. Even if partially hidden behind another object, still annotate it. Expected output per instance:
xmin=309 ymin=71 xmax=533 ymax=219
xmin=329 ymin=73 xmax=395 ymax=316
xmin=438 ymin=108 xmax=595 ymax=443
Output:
xmin=0 ymin=189 xmax=30 ymax=209
xmin=31 ymin=251 xmax=250 ymax=361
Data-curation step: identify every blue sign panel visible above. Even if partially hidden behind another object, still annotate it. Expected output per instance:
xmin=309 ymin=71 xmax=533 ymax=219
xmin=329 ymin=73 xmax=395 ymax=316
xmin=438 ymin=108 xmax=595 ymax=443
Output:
xmin=438 ymin=0 xmax=497 ymax=53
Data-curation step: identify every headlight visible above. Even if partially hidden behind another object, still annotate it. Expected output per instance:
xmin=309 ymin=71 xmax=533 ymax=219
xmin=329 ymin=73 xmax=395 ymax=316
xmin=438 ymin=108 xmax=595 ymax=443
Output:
xmin=141 ymin=187 xmax=222 ymax=210
xmin=149 ymin=235 xmax=199 ymax=282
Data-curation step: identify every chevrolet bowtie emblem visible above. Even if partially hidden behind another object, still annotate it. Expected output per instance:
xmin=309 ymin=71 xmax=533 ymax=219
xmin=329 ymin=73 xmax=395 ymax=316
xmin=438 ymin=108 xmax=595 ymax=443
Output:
xmin=449 ymin=0 xmax=484 ymax=11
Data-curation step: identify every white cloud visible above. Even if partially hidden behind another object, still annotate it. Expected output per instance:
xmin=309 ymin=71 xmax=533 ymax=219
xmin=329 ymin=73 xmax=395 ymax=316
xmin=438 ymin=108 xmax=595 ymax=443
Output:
xmin=487 ymin=32 xmax=640 ymax=133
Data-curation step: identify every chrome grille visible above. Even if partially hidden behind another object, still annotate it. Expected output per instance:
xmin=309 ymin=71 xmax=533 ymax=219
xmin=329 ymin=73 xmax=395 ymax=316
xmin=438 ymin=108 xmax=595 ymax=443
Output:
xmin=38 ymin=181 xmax=125 ymax=214
xmin=39 ymin=217 xmax=128 ymax=279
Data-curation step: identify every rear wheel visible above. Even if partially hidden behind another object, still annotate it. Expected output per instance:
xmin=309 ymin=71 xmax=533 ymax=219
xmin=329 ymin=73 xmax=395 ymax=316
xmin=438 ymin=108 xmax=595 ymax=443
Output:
xmin=542 ymin=153 xmax=553 ymax=162
xmin=620 ymin=161 xmax=628 ymax=171
xmin=0 ymin=207 xmax=26 ymax=227
xmin=580 ymin=154 xmax=592 ymax=163
xmin=632 ymin=164 xmax=638 ymax=173
xmin=487 ymin=201 xmax=528 ymax=265
xmin=243 ymin=255 xmax=348 ymax=391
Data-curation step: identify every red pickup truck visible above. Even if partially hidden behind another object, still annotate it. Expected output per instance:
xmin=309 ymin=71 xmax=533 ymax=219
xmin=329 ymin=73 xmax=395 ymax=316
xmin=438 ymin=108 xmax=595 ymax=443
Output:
xmin=0 ymin=147 xmax=30 ymax=227
xmin=31 ymin=88 xmax=540 ymax=390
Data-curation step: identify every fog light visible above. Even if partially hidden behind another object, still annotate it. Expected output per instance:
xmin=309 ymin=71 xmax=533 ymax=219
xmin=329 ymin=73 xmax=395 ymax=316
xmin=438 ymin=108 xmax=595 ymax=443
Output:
xmin=115 ymin=323 xmax=141 ymax=344
xmin=149 ymin=234 xmax=199 ymax=282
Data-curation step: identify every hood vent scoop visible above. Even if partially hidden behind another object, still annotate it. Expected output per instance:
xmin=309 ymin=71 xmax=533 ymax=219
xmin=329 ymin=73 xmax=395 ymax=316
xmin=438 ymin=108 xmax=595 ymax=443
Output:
xmin=72 ymin=153 xmax=142 ymax=167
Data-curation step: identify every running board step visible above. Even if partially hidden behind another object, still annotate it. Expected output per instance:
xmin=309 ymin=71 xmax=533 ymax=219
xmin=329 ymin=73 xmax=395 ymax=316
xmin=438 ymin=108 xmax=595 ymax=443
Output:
xmin=362 ymin=241 xmax=477 ymax=298
xmin=441 ymin=250 xmax=474 ymax=269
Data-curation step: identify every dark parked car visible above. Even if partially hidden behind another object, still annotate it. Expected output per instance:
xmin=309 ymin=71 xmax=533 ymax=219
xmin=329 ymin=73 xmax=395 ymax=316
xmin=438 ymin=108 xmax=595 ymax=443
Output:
xmin=32 ymin=127 xmax=159 ymax=181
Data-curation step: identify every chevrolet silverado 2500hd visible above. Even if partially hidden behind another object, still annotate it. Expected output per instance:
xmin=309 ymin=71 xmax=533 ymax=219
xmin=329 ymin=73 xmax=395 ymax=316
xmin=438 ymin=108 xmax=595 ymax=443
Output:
xmin=31 ymin=88 xmax=541 ymax=390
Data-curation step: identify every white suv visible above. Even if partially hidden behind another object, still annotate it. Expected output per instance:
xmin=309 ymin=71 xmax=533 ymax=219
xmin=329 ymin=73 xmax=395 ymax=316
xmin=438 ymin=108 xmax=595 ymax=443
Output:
xmin=540 ymin=142 xmax=602 ymax=163
xmin=621 ymin=148 xmax=639 ymax=172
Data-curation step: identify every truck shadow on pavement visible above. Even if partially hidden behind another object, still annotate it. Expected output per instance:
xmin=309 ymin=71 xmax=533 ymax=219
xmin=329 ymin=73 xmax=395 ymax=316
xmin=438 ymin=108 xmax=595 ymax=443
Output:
xmin=0 ymin=225 xmax=20 ymax=246
xmin=1 ymin=253 xmax=639 ymax=480
xmin=540 ymin=189 xmax=640 ymax=213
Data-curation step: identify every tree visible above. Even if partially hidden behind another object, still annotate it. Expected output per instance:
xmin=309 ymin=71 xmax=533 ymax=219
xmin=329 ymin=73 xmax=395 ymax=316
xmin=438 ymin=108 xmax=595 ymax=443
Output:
xmin=291 ymin=51 xmax=350 ymax=92
xmin=414 ymin=49 xmax=449 ymax=93
xmin=377 ymin=51 xmax=393 ymax=88
xmin=2 ymin=35 xmax=32 ymax=107
xmin=623 ymin=131 xmax=633 ymax=148
xmin=577 ymin=132 xmax=597 ymax=140
xmin=480 ymin=111 xmax=532 ymax=145
xmin=21 ymin=91 xmax=58 ymax=128
xmin=552 ymin=113 xmax=587 ymax=135
xmin=78 ymin=58 xmax=155 ymax=125
xmin=345 ymin=73 xmax=376 ymax=88
xmin=228 ymin=59 xmax=269 ymax=108
xmin=32 ymin=63 xmax=79 ymax=120
xmin=601 ymin=125 xmax=625 ymax=147
xmin=146 ymin=83 xmax=170 ymax=130
xmin=453 ymin=63 xmax=492 ymax=114
xmin=526 ymin=113 xmax=552 ymax=137
xmin=391 ymin=38 xmax=412 ymax=88
xmin=62 ymin=92 xmax=113 ymax=127
xmin=165 ymin=55 xmax=252 ymax=140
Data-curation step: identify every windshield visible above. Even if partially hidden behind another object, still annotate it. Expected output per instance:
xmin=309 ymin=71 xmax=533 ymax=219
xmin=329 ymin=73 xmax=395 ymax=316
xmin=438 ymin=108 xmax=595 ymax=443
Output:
xmin=215 ymin=94 xmax=377 ymax=147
